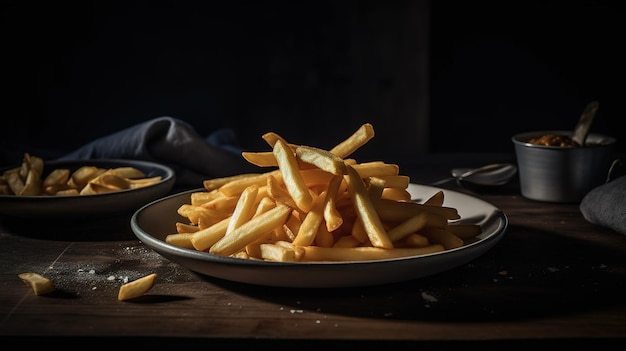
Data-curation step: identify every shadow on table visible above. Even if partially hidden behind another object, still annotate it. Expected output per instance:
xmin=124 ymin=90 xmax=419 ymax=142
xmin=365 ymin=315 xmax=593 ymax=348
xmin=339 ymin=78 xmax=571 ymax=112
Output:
xmin=204 ymin=223 xmax=626 ymax=323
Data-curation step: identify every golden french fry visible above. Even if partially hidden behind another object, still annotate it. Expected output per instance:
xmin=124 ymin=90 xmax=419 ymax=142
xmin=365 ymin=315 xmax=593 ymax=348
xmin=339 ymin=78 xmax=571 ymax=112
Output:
xmin=373 ymin=175 xmax=410 ymax=189
xmin=225 ymin=184 xmax=259 ymax=234
xmin=351 ymin=161 xmax=399 ymax=178
xmin=68 ymin=166 xmax=102 ymax=189
xmin=423 ymin=190 xmax=445 ymax=206
xmin=190 ymin=216 xmax=231 ymax=251
xmin=386 ymin=212 xmax=447 ymax=242
xmin=55 ymin=188 xmax=80 ymax=196
xmin=18 ymin=272 xmax=55 ymax=296
xmin=20 ymin=169 xmax=41 ymax=196
xmin=295 ymin=145 xmax=347 ymax=175
xmin=266 ymin=174 xmax=300 ymax=210
xmin=273 ymin=139 xmax=313 ymax=212
xmin=323 ymin=174 xmax=345 ymax=232
xmin=333 ymin=235 xmax=361 ymax=248
xmin=261 ymin=131 xmax=297 ymax=149
xmin=381 ymin=187 xmax=411 ymax=202
xmin=344 ymin=164 xmax=393 ymax=249
xmin=241 ymin=151 xmax=278 ymax=167
xmin=110 ymin=166 xmax=146 ymax=179
xmin=329 ymin=123 xmax=375 ymax=159
xmin=401 ymin=233 xmax=430 ymax=247
xmin=376 ymin=198 xmax=460 ymax=222
xmin=5 ymin=170 xmax=24 ymax=195
xmin=92 ymin=172 xmax=131 ymax=190
xmin=128 ymin=176 xmax=162 ymax=188
xmin=117 ymin=273 xmax=157 ymax=301
xmin=302 ymin=245 xmax=445 ymax=262
xmin=292 ymin=191 xmax=326 ymax=246
xmin=209 ymin=204 xmax=292 ymax=257
xmin=25 ymin=153 xmax=44 ymax=175
xmin=419 ymin=227 xmax=464 ymax=250
xmin=80 ymin=182 xmax=116 ymax=195
xmin=201 ymin=194 xmax=240 ymax=212
xmin=218 ymin=170 xmax=278 ymax=197
xmin=165 ymin=233 xmax=195 ymax=249
xmin=259 ymin=242 xmax=297 ymax=262
xmin=176 ymin=222 xmax=200 ymax=233
xmin=204 ymin=173 xmax=261 ymax=192
xmin=43 ymin=168 xmax=70 ymax=187
xmin=190 ymin=190 xmax=222 ymax=206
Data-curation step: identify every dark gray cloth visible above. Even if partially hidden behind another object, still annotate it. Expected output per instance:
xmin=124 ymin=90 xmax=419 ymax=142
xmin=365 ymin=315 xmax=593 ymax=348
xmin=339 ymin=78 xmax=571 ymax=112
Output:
xmin=59 ymin=116 xmax=261 ymax=188
xmin=580 ymin=175 xmax=626 ymax=235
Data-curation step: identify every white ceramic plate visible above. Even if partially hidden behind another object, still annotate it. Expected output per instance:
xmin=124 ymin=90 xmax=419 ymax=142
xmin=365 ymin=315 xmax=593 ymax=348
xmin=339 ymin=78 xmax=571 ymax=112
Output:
xmin=0 ymin=159 xmax=175 ymax=219
xmin=131 ymin=184 xmax=507 ymax=288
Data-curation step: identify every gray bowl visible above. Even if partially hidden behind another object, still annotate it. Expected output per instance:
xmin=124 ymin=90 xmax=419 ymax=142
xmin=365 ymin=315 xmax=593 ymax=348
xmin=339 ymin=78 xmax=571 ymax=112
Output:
xmin=512 ymin=130 xmax=616 ymax=203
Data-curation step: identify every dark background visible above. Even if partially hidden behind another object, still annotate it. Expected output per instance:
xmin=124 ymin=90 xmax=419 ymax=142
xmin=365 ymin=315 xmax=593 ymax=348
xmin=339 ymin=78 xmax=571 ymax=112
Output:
xmin=2 ymin=0 xmax=624 ymax=167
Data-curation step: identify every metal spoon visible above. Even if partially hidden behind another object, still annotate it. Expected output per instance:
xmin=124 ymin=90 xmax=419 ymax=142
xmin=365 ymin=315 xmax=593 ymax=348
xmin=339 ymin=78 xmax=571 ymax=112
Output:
xmin=430 ymin=163 xmax=517 ymax=186
xmin=572 ymin=100 xmax=599 ymax=146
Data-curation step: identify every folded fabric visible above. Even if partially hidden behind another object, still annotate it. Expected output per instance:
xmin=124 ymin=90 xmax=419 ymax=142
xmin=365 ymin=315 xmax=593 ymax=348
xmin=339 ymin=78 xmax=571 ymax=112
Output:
xmin=580 ymin=174 xmax=626 ymax=235
xmin=59 ymin=116 xmax=262 ymax=188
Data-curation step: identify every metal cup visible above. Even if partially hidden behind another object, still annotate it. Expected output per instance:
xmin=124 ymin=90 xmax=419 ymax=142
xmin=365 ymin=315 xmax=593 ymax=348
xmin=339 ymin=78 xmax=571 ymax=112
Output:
xmin=512 ymin=130 xmax=617 ymax=203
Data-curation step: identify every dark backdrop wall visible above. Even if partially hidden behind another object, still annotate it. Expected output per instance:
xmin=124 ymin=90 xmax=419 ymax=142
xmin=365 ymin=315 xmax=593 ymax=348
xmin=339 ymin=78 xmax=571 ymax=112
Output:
xmin=2 ymin=0 xmax=624 ymax=167
xmin=429 ymin=0 xmax=625 ymax=154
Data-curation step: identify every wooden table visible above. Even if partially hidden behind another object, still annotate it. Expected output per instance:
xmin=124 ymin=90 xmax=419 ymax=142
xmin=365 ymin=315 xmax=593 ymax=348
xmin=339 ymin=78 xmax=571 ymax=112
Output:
xmin=2 ymin=153 xmax=625 ymax=348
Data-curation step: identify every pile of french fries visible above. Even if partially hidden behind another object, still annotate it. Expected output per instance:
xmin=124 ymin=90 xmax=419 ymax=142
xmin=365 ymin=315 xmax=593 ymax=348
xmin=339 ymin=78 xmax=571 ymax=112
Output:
xmin=0 ymin=153 xmax=162 ymax=196
xmin=165 ymin=123 xmax=482 ymax=262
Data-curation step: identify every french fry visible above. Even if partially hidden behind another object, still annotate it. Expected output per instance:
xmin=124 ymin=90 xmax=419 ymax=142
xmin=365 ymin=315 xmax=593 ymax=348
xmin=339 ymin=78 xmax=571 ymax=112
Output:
xmin=344 ymin=164 xmax=393 ymax=249
xmin=386 ymin=212 xmax=447 ymax=242
xmin=117 ymin=273 xmax=157 ymax=301
xmin=68 ymin=166 xmax=101 ymax=189
xmin=329 ymin=122 xmax=375 ymax=159
xmin=43 ymin=168 xmax=70 ymax=188
xmin=165 ymin=233 xmax=195 ymax=249
xmin=295 ymin=145 xmax=347 ymax=175
xmin=209 ymin=204 xmax=292 ymax=257
xmin=375 ymin=198 xmax=460 ymax=222
xmin=423 ymin=190 xmax=445 ymax=206
xmin=419 ymin=227 xmax=464 ymax=250
xmin=351 ymin=161 xmax=399 ymax=178
xmin=225 ymin=184 xmax=259 ymax=234
xmin=110 ymin=166 xmax=146 ymax=179
xmin=323 ymin=174 xmax=345 ymax=232
xmin=204 ymin=173 xmax=261 ymax=192
xmin=302 ymin=245 xmax=444 ymax=262
xmin=292 ymin=191 xmax=326 ymax=246
xmin=218 ymin=170 xmax=279 ymax=197
xmin=273 ymin=139 xmax=313 ymax=212
xmin=18 ymin=272 xmax=55 ymax=296
xmin=241 ymin=151 xmax=279 ymax=167
xmin=20 ymin=169 xmax=41 ymax=195
xmin=190 ymin=216 xmax=231 ymax=251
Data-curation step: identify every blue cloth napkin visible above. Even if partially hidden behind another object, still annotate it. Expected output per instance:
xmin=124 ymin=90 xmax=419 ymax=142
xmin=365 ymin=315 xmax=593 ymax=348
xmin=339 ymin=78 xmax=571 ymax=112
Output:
xmin=580 ymin=174 xmax=626 ymax=235
xmin=59 ymin=116 xmax=261 ymax=188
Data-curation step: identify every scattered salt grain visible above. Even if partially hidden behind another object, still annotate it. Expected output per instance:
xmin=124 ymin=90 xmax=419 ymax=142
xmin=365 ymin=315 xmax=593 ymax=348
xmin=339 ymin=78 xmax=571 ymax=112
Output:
xmin=421 ymin=291 xmax=438 ymax=302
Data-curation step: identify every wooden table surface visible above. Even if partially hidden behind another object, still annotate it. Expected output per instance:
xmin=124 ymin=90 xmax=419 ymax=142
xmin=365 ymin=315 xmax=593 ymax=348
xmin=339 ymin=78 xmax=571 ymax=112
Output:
xmin=2 ymin=153 xmax=625 ymax=348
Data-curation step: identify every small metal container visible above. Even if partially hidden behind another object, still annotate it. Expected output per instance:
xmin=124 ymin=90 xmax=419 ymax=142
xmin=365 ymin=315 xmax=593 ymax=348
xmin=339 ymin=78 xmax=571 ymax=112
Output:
xmin=512 ymin=130 xmax=617 ymax=203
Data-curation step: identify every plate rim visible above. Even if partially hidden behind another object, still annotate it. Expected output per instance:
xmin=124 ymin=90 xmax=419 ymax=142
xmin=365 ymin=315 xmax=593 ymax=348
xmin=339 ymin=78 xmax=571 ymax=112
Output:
xmin=0 ymin=158 xmax=176 ymax=218
xmin=130 ymin=183 xmax=508 ymax=286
